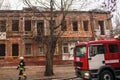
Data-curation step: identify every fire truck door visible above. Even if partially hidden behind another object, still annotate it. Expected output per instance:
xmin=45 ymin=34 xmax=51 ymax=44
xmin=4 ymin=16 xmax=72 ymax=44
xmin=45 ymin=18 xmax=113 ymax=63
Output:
xmin=88 ymin=44 xmax=105 ymax=70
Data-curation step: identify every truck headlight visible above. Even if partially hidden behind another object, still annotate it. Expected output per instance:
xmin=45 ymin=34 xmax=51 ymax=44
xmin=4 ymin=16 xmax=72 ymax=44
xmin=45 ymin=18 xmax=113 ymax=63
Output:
xmin=84 ymin=72 xmax=90 ymax=79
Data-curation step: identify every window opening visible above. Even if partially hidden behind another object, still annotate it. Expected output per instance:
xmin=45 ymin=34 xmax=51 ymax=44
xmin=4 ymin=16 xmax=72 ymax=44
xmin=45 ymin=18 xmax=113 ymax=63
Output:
xmin=0 ymin=20 xmax=6 ymax=32
xmin=25 ymin=43 xmax=31 ymax=55
xmin=63 ymin=43 xmax=69 ymax=53
xmin=98 ymin=21 xmax=105 ymax=35
xmin=83 ymin=20 xmax=88 ymax=31
xmin=25 ymin=20 xmax=31 ymax=31
xmin=12 ymin=20 xmax=19 ymax=31
xmin=37 ymin=21 xmax=44 ymax=35
xmin=39 ymin=44 xmax=44 ymax=54
xmin=72 ymin=21 xmax=78 ymax=31
xmin=0 ymin=44 xmax=5 ymax=56
xmin=12 ymin=44 xmax=19 ymax=56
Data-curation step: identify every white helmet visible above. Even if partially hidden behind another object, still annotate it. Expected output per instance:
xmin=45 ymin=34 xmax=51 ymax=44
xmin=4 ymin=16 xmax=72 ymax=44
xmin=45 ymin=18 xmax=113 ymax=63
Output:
xmin=20 ymin=56 xmax=24 ymax=60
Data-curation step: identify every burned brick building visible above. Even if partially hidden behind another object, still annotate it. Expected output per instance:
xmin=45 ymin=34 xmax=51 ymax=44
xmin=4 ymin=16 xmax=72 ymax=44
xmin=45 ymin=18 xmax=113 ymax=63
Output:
xmin=0 ymin=8 xmax=112 ymax=66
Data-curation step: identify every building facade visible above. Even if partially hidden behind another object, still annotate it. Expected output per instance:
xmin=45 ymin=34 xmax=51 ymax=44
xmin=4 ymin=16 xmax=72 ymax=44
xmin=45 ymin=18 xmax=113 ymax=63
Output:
xmin=0 ymin=8 xmax=112 ymax=66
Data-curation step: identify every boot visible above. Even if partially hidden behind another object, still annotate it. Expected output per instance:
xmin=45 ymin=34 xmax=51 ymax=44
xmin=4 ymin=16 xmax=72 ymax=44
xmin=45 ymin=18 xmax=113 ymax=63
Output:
xmin=18 ymin=77 xmax=21 ymax=80
xmin=24 ymin=76 xmax=27 ymax=80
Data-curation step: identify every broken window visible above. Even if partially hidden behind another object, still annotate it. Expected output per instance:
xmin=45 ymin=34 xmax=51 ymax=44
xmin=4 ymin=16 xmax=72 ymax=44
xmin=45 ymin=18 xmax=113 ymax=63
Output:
xmin=37 ymin=21 xmax=44 ymax=35
xmin=25 ymin=43 xmax=31 ymax=55
xmin=0 ymin=44 xmax=5 ymax=56
xmin=0 ymin=20 xmax=6 ymax=32
xmin=25 ymin=20 xmax=31 ymax=31
xmin=98 ymin=21 xmax=105 ymax=35
xmin=72 ymin=21 xmax=78 ymax=31
xmin=61 ymin=21 xmax=67 ymax=31
xmin=12 ymin=44 xmax=19 ymax=56
xmin=83 ymin=20 xmax=89 ymax=31
xmin=12 ymin=20 xmax=19 ymax=31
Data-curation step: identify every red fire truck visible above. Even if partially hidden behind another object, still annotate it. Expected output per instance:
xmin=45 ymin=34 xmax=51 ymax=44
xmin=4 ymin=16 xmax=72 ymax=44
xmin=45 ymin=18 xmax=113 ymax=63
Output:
xmin=74 ymin=38 xmax=120 ymax=80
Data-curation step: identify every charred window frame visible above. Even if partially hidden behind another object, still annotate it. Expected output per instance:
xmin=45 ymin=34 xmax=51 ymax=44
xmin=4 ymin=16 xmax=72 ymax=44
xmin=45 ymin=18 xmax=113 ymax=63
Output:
xmin=83 ymin=20 xmax=89 ymax=31
xmin=98 ymin=21 xmax=105 ymax=35
xmin=37 ymin=21 xmax=44 ymax=35
xmin=0 ymin=20 xmax=6 ymax=32
xmin=12 ymin=20 xmax=19 ymax=31
xmin=61 ymin=21 xmax=67 ymax=31
xmin=72 ymin=21 xmax=78 ymax=31
xmin=25 ymin=20 xmax=31 ymax=31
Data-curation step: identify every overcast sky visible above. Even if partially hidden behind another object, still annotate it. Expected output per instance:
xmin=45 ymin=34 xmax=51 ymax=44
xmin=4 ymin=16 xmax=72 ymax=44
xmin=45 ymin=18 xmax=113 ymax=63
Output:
xmin=9 ymin=0 xmax=25 ymax=10
xmin=8 ymin=0 xmax=102 ymax=10
xmin=1 ymin=0 xmax=120 ymax=28
xmin=1 ymin=0 xmax=119 ymax=11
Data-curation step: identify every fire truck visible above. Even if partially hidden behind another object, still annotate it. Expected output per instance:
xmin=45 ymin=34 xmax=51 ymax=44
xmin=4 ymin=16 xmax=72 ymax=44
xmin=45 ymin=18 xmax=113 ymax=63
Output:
xmin=74 ymin=37 xmax=120 ymax=80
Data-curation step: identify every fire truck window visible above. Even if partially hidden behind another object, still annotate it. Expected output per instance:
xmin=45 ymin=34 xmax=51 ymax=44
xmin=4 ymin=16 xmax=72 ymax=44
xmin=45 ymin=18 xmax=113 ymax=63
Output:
xmin=75 ymin=45 xmax=86 ymax=57
xmin=89 ymin=46 xmax=97 ymax=57
xmin=89 ymin=44 xmax=106 ymax=57
xmin=109 ymin=44 xmax=118 ymax=53
xmin=97 ymin=45 xmax=106 ymax=54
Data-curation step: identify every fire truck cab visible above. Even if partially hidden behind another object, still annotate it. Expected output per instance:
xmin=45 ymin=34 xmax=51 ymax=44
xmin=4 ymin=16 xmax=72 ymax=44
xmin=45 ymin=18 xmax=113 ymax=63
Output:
xmin=74 ymin=38 xmax=120 ymax=80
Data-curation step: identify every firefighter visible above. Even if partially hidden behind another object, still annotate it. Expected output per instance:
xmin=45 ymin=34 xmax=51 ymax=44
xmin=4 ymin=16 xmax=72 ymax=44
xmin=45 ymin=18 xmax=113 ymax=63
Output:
xmin=17 ymin=57 xmax=27 ymax=80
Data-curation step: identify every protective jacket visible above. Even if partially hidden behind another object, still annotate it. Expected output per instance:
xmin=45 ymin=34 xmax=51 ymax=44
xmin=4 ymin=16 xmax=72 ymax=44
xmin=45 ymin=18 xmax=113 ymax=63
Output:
xmin=17 ymin=59 xmax=26 ymax=80
xmin=17 ymin=60 xmax=25 ymax=71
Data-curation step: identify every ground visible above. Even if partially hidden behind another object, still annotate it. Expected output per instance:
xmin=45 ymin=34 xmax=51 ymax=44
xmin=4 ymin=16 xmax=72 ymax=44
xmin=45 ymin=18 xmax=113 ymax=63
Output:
xmin=0 ymin=64 xmax=79 ymax=80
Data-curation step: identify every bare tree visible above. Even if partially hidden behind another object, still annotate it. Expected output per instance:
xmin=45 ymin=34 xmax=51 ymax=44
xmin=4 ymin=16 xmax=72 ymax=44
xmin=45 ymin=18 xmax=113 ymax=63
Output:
xmin=0 ymin=0 xmax=4 ymax=9
xmin=102 ymin=0 xmax=120 ymax=35
xmin=23 ymin=0 xmax=89 ymax=76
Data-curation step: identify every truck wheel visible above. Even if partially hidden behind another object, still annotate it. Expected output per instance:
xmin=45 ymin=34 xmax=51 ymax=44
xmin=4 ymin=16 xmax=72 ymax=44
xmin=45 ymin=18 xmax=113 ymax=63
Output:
xmin=99 ymin=70 xmax=114 ymax=80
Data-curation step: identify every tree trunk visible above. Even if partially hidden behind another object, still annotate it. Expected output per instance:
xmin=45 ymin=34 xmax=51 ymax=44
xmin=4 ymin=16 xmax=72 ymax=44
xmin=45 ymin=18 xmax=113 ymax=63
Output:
xmin=44 ymin=38 xmax=56 ymax=76
xmin=44 ymin=51 xmax=54 ymax=76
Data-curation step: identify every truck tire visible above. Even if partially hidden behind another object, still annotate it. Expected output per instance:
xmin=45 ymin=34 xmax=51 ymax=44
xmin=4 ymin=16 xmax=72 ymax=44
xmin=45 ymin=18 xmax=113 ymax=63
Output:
xmin=99 ymin=70 xmax=114 ymax=80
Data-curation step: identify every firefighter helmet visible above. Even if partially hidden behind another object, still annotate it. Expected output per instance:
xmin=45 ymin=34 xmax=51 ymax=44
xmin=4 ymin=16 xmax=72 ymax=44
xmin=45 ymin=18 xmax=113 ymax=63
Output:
xmin=20 ymin=56 xmax=24 ymax=60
